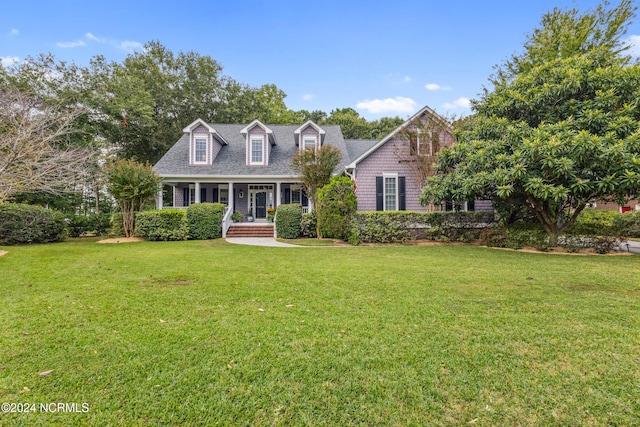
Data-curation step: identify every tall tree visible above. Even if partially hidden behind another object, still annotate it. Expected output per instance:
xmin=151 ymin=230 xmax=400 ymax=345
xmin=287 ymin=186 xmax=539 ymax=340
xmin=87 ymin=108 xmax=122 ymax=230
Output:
xmin=106 ymin=159 xmax=161 ymax=237
xmin=422 ymin=1 xmax=640 ymax=246
xmin=291 ymin=145 xmax=342 ymax=238
xmin=0 ymin=87 xmax=94 ymax=202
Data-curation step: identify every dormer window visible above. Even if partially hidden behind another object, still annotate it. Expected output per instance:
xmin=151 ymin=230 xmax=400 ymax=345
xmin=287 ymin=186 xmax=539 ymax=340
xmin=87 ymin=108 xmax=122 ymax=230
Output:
xmin=303 ymin=136 xmax=317 ymax=151
xmin=194 ymin=137 xmax=207 ymax=163
xmin=183 ymin=119 xmax=228 ymax=166
xmin=241 ymin=120 xmax=274 ymax=166
xmin=250 ymin=136 xmax=264 ymax=164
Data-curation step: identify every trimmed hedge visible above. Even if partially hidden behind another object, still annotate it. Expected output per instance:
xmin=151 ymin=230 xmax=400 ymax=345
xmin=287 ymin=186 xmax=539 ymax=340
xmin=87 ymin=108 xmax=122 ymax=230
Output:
xmin=68 ymin=213 xmax=111 ymax=237
xmin=614 ymin=210 xmax=640 ymax=238
xmin=276 ymin=204 xmax=302 ymax=239
xmin=569 ymin=208 xmax=621 ymax=236
xmin=135 ymin=210 xmax=188 ymax=241
xmin=301 ymin=211 xmax=317 ymax=238
xmin=347 ymin=211 xmax=495 ymax=245
xmin=0 ymin=203 xmax=67 ymax=245
xmin=187 ymin=203 xmax=225 ymax=240
xmin=317 ymin=177 xmax=357 ymax=239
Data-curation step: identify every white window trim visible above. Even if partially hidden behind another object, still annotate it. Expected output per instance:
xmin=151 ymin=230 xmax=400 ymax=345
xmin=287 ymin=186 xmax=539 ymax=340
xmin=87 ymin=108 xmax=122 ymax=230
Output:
xmin=383 ymin=172 xmax=399 ymax=211
xmin=249 ymin=135 xmax=265 ymax=165
xmin=193 ymin=136 xmax=208 ymax=164
xmin=302 ymin=136 xmax=317 ymax=151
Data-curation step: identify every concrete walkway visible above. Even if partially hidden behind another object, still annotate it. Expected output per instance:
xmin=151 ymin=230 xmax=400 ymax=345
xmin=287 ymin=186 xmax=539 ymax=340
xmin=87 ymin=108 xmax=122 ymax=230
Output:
xmin=225 ymin=237 xmax=300 ymax=247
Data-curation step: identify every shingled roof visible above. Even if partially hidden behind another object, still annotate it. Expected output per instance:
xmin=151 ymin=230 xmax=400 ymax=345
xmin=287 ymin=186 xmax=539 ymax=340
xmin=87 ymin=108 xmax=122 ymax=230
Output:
xmin=154 ymin=123 xmax=357 ymax=178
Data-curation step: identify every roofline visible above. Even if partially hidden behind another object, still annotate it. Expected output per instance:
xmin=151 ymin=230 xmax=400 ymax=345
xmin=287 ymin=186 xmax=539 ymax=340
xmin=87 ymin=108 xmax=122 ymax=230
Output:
xmin=294 ymin=120 xmax=326 ymax=135
xmin=240 ymin=119 xmax=273 ymax=135
xmin=347 ymin=105 xmax=451 ymax=168
xmin=157 ymin=174 xmax=302 ymax=181
xmin=182 ymin=118 xmax=229 ymax=145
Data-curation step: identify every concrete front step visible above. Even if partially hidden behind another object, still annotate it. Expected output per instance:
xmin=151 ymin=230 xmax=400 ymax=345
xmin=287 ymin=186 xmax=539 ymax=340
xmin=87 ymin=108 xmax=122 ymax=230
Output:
xmin=226 ymin=225 xmax=274 ymax=238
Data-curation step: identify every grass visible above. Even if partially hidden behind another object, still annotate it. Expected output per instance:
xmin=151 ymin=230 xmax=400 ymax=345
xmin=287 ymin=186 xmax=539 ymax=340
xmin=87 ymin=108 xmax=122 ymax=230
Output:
xmin=276 ymin=237 xmax=343 ymax=246
xmin=0 ymin=238 xmax=639 ymax=426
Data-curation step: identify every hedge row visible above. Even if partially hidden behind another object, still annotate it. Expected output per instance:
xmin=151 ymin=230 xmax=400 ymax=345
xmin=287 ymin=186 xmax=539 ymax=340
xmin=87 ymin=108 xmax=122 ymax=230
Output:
xmin=276 ymin=204 xmax=302 ymax=239
xmin=347 ymin=211 xmax=495 ymax=244
xmin=0 ymin=203 xmax=67 ymax=245
xmin=135 ymin=210 xmax=188 ymax=241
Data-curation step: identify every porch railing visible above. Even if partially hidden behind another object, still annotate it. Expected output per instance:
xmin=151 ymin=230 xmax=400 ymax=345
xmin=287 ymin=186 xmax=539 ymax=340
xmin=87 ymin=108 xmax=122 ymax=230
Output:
xmin=302 ymin=206 xmax=309 ymax=214
xmin=221 ymin=206 xmax=232 ymax=238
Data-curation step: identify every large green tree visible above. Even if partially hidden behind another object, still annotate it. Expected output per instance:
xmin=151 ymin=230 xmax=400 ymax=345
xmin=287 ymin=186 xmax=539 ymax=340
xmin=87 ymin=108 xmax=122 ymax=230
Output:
xmin=422 ymin=1 xmax=640 ymax=245
xmin=291 ymin=145 xmax=342 ymax=238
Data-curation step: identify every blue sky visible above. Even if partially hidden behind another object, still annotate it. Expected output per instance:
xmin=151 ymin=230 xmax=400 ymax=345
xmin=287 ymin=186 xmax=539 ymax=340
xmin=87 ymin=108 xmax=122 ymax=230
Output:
xmin=2 ymin=0 xmax=640 ymax=120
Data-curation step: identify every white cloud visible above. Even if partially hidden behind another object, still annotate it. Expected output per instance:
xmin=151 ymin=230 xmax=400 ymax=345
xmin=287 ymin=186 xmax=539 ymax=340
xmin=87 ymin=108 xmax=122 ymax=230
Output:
xmin=120 ymin=41 xmax=143 ymax=52
xmin=404 ymin=76 xmax=411 ymax=83
xmin=303 ymin=94 xmax=314 ymax=101
xmin=85 ymin=32 xmax=105 ymax=42
xmin=356 ymin=97 xmax=417 ymax=114
xmin=56 ymin=40 xmax=86 ymax=48
xmin=443 ymin=97 xmax=471 ymax=109
xmin=1 ymin=56 xmax=20 ymax=67
xmin=624 ymin=35 xmax=640 ymax=56
xmin=9 ymin=28 xmax=19 ymax=36
xmin=425 ymin=83 xmax=452 ymax=91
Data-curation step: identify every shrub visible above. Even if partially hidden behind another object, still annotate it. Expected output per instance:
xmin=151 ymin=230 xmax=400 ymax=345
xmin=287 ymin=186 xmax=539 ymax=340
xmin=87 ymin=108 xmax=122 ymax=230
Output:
xmin=135 ymin=210 xmax=188 ymax=241
xmin=0 ymin=203 xmax=67 ymax=245
xmin=479 ymin=223 xmax=549 ymax=251
xmin=348 ymin=211 xmax=494 ymax=245
xmin=614 ymin=210 xmax=640 ymax=238
xmin=316 ymin=177 xmax=357 ymax=239
xmin=301 ymin=211 xmax=317 ymax=238
xmin=187 ymin=203 xmax=225 ymax=240
xmin=570 ymin=208 xmax=621 ymax=236
xmin=68 ymin=213 xmax=111 ymax=237
xmin=231 ymin=211 xmax=243 ymax=223
xmin=276 ymin=204 xmax=302 ymax=239
xmin=110 ymin=212 xmax=124 ymax=237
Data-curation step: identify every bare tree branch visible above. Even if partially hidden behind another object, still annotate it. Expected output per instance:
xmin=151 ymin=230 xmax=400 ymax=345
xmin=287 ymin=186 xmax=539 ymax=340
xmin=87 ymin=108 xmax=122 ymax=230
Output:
xmin=0 ymin=87 xmax=94 ymax=202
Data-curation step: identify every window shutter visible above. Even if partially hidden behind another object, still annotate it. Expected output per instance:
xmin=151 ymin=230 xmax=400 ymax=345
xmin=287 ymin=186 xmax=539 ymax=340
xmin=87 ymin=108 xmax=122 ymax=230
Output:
xmin=301 ymin=191 xmax=308 ymax=207
xmin=467 ymin=200 xmax=475 ymax=212
xmin=398 ymin=177 xmax=406 ymax=211
xmin=212 ymin=189 xmax=219 ymax=203
xmin=284 ymin=188 xmax=291 ymax=204
xmin=376 ymin=177 xmax=383 ymax=211
xmin=183 ymin=188 xmax=189 ymax=207
xmin=201 ymin=188 xmax=207 ymax=203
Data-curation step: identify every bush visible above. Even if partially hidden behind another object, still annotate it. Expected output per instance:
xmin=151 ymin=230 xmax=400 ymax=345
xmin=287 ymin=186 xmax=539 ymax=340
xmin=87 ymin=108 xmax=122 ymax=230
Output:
xmin=135 ymin=210 xmax=188 ymax=241
xmin=301 ymin=211 xmax=317 ymax=238
xmin=0 ymin=203 xmax=67 ymax=245
xmin=570 ymin=208 xmax=621 ymax=236
xmin=614 ymin=210 xmax=640 ymax=238
xmin=68 ymin=213 xmax=111 ymax=237
xmin=187 ymin=203 xmax=225 ymax=240
xmin=479 ymin=223 xmax=549 ymax=251
xmin=348 ymin=211 xmax=494 ymax=245
xmin=316 ymin=177 xmax=357 ymax=239
xmin=110 ymin=212 xmax=124 ymax=237
xmin=276 ymin=204 xmax=302 ymax=239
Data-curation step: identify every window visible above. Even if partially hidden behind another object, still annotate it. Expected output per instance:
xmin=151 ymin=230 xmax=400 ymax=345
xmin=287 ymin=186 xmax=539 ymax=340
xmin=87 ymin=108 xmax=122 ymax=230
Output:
xmin=251 ymin=137 xmax=264 ymax=164
xmin=303 ymin=137 xmax=316 ymax=151
xmin=384 ymin=175 xmax=397 ymax=211
xmin=194 ymin=137 xmax=207 ymax=163
xmin=445 ymin=201 xmax=475 ymax=211
xmin=376 ymin=175 xmax=406 ymax=211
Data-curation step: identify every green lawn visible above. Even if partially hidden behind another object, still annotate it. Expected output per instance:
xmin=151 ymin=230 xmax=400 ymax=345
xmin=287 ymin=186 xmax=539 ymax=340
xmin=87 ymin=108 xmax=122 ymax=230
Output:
xmin=0 ymin=239 xmax=639 ymax=426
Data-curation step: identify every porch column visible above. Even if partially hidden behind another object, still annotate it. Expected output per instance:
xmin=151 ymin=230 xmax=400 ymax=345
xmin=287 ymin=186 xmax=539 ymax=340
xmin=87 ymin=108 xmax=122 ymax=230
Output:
xmin=172 ymin=185 xmax=176 ymax=208
xmin=276 ymin=182 xmax=281 ymax=208
xmin=157 ymin=183 xmax=163 ymax=210
xmin=228 ymin=182 xmax=234 ymax=213
xmin=194 ymin=182 xmax=201 ymax=203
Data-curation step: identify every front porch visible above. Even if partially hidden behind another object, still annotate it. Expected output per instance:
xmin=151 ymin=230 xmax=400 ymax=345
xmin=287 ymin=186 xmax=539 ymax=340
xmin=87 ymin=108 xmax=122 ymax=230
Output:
xmin=158 ymin=181 xmax=309 ymax=220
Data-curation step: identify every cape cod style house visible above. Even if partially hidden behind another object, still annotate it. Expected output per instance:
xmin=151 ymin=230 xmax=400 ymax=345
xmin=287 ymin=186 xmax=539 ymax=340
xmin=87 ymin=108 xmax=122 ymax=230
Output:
xmin=153 ymin=106 xmax=492 ymax=235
